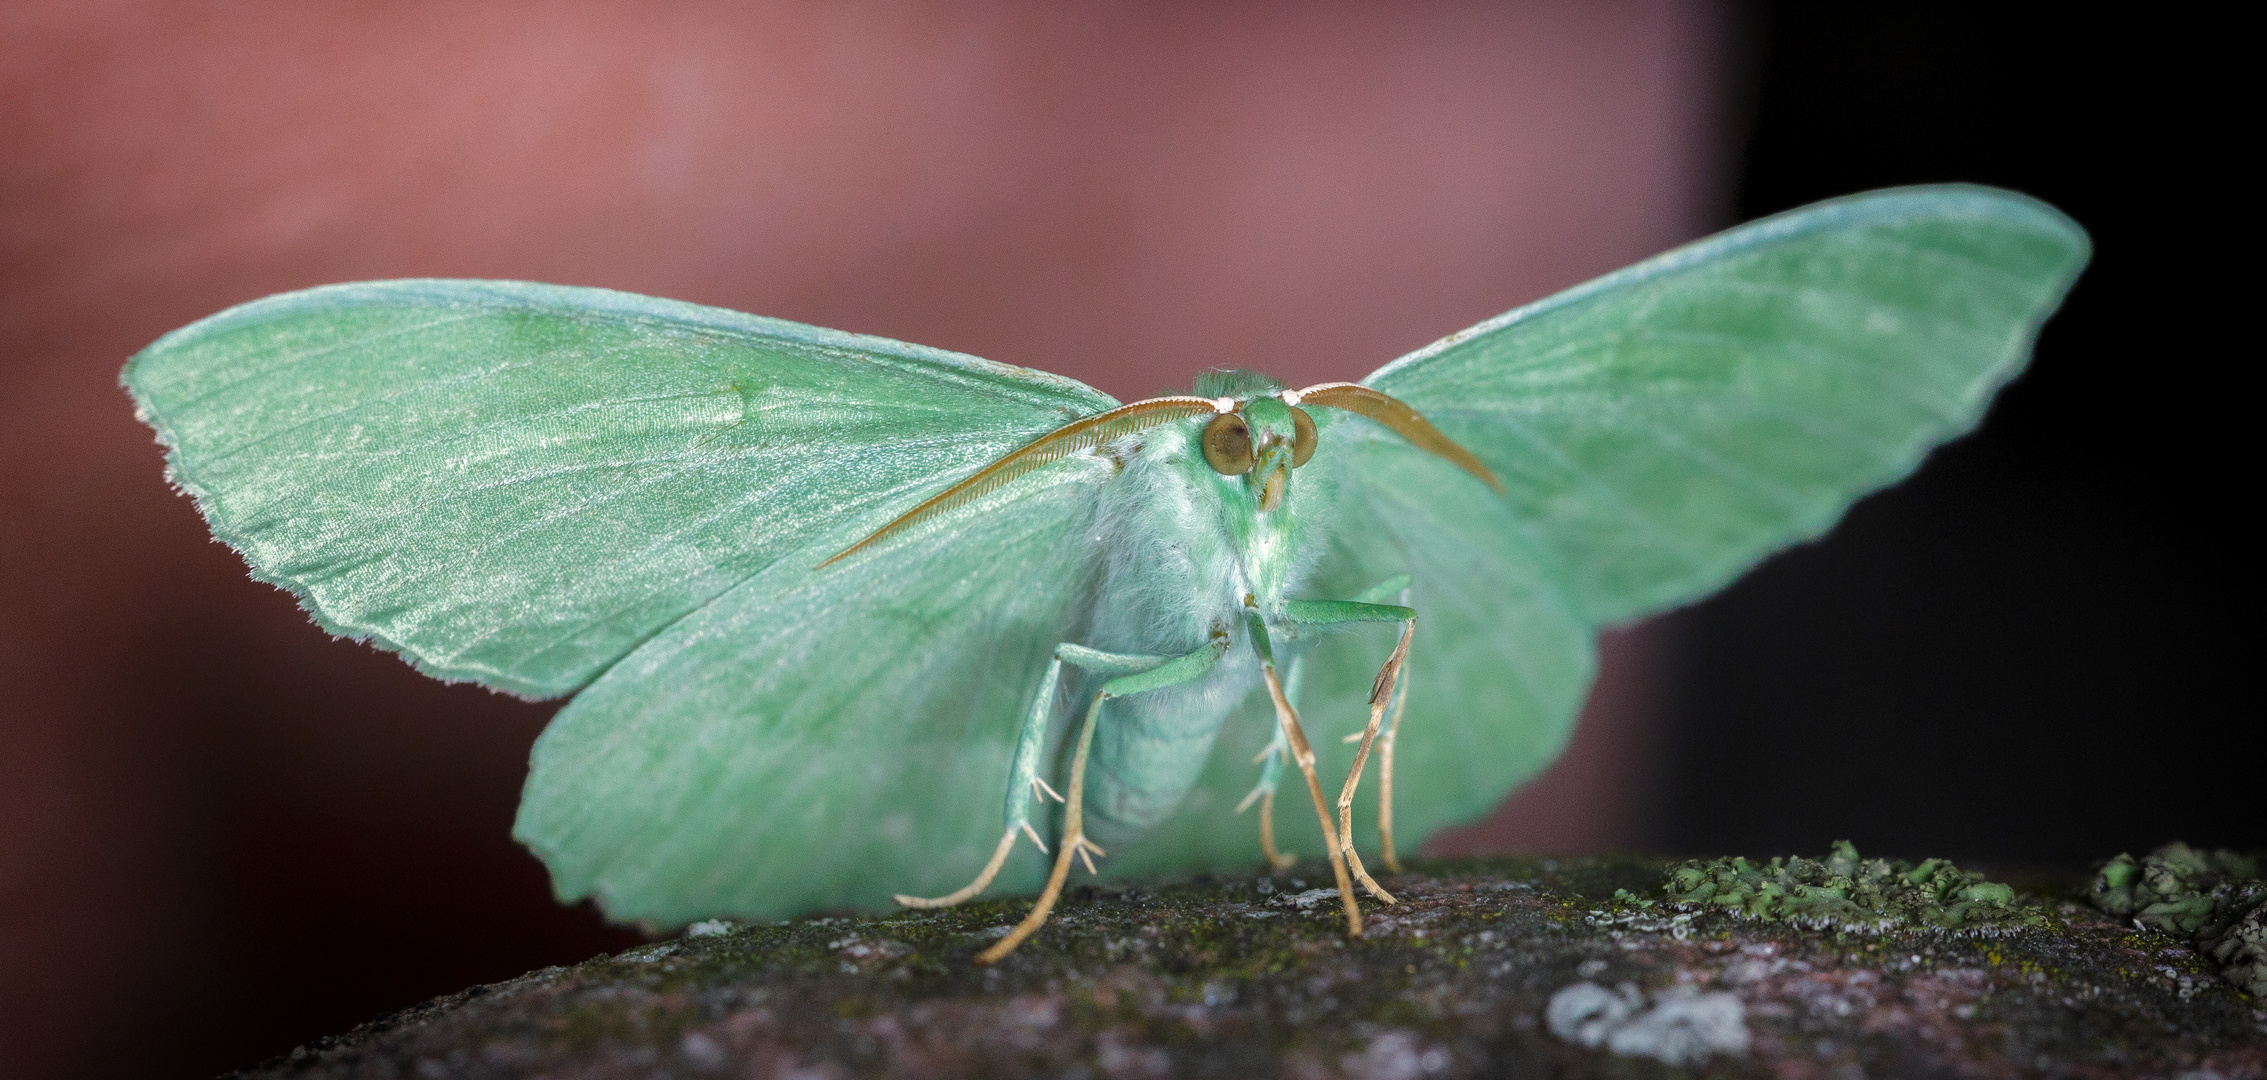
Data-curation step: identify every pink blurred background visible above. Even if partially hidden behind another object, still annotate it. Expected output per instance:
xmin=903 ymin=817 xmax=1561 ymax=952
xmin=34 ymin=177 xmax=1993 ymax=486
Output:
xmin=2 ymin=3 xmax=1730 ymax=1075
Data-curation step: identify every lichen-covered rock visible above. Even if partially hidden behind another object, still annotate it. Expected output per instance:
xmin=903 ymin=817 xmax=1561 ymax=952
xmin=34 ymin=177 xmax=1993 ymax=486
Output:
xmin=1657 ymin=841 xmax=2038 ymax=932
xmin=2092 ymin=842 xmax=2267 ymax=996
xmin=2217 ymin=906 xmax=2267 ymax=998
xmin=236 ymin=856 xmax=2266 ymax=1079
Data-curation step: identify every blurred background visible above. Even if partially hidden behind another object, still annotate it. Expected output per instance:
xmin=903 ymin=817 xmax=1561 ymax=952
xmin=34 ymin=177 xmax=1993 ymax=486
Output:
xmin=0 ymin=3 xmax=2240 ymax=1077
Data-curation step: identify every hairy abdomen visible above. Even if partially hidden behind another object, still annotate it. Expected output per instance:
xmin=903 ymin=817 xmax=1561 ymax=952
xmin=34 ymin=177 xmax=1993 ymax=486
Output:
xmin=1080 ymin=654 xmax=1254 ymax=847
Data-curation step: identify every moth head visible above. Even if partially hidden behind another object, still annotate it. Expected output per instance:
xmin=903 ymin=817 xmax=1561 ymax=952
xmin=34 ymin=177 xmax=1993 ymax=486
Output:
xmin=1203 ymin=396 xmax=1316 ymax=513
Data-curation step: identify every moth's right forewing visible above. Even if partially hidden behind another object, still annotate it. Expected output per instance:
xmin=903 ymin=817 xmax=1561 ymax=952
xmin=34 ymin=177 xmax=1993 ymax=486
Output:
xmin=1365 ymin=186 xmax=2090 ymax=626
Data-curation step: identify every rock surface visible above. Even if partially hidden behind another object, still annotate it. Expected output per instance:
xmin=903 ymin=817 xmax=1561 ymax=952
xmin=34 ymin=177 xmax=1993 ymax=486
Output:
xmin=235 ymin=856 xmax=2265 ymax=1079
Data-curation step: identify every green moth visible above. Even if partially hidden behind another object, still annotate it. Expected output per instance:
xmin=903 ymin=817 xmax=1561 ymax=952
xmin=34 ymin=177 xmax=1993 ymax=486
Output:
xmin=123 ymin=185 xmax=2087 ymax=961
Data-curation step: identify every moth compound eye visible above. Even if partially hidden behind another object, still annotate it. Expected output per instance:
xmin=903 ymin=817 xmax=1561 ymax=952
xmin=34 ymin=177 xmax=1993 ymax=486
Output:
xmin=1289 ymin=406 xmax=1317 ymax=467
xmin=1201 ymin=412 xmax=1255 ymax=475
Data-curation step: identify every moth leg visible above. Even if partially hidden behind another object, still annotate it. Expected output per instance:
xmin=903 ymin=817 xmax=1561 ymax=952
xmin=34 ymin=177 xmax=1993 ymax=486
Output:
xmin=1348 ymin=576 xmax=1416 ymax=872
xmin=1280 ymin=595 xmax=1417 ymax=902
xmin=1247 ymin=613 xmax=1365 ymax=936
xmin=1235 ymin=730 xmax=1296 ymax=868
xmin=895 ymin=653 xmax=1071 ymax=909
xmin=1376 ymin=670 xmax=1412 ymax=872
xmin=1338 ymin=620 xmax=1412 ymax=898
xmin=1234 ymin=656 xmax=1301 ymax=871
xmin=977 ymin=634 xmax=1231 ymax=964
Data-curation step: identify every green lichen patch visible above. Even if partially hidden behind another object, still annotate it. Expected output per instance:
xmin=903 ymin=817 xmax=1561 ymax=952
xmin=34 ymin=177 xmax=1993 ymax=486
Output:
xmin=2091 ymin=842 xmax=2267 ymax=996
xmin=1658 ymin=841 xmax=2044 ymax=933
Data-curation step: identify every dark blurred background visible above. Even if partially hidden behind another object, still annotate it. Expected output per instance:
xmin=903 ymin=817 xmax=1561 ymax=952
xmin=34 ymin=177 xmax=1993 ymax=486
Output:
xmin=0 ymin=3 xmax=2239 ymax=1077
xmin=1651 ymin=7 xmax=2248 ymax=867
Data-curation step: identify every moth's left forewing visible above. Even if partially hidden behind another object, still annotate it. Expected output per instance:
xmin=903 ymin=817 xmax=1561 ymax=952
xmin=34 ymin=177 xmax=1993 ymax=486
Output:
xmin=122 ymin=279 xmax=1119 ymax=699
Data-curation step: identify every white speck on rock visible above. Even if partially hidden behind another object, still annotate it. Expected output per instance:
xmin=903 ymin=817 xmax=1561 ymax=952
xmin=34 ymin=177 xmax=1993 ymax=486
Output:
xmin=1096 ymin=1029 xmax=1170 ymax=1077
xmin=679 ymin=1031 xmax=728 ymax=1071
xmin=1281 ymin=888 xmax=1341 ymax=910
xmin=1547 ymin=982 xmax=1749 ymax=1066
xmin=1342 ymin=1030 xmax=1447 ymax=1080
xmin=828 ymin=937 xmax=910 ymax=962
xmin=1546 ymin=982 xmax=1638 ymax=1047
xmin=685 ymin=919 xmax=732 ymax=938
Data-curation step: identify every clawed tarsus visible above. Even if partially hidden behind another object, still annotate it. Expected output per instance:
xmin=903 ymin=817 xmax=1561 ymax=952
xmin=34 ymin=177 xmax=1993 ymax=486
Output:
xmin=976 ymin=686 xmax=1116 ymax=964
xmin=893 ymin=825 xmax=1021 ymax=909
xmin=890 ymin=810 xmax=1058 ymax=909
xmin=1235 ymin=739 xmax=1299 ymax=870
xmin=1336 ymin=620 xmax=1413 ymax=902
xmin=1256 ymin=789 xmax=1297 ymax=869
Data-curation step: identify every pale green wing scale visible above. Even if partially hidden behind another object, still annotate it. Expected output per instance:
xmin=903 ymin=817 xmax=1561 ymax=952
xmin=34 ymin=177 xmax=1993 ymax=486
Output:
xmin=1368 ymin=185 xmax=2091 ymax=625
xmin=121 ymin=279 xmax=1115 ymax=699
xmin=513 ymin=454 xmax=1112 ymax=923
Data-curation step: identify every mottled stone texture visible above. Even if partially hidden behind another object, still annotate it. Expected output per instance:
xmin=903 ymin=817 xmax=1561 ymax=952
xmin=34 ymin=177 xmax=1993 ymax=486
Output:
xmin=235 ymin=857 xmax=2264 ymax=1079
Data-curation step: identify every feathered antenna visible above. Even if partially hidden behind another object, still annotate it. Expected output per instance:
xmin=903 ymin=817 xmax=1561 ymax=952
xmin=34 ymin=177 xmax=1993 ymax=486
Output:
xmin=818 ymin=396 xmax=1225 ymax=569
xmin=1291 ymin=382 xmax=1501 ymax=493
